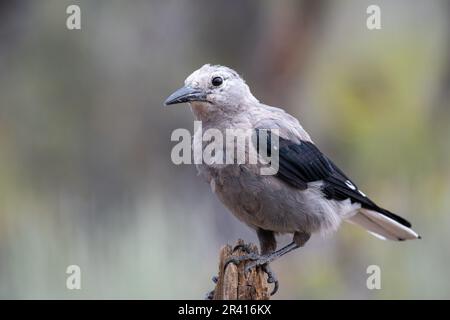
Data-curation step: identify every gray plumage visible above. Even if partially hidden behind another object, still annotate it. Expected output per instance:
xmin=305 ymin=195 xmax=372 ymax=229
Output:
xmin=165 ymin=64 xmax=420 ymax=274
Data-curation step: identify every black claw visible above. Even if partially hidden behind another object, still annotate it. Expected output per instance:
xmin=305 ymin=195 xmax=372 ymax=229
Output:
xmin=260 ymin=263 xmax=279 ymax=295
xmin=205 ymin=290 xmax=214 ymax=300
xmin=223 ymin=257 xmax=240 ymax=270
xmin=270 ymin=280 xmax=279 ymax=296
xmin=232 ymin=243 xmax=253 ymax=254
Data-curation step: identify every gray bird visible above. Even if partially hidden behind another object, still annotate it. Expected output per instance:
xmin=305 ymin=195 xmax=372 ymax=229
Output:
xmin=164 ymin=64 xmax=420 ymax=295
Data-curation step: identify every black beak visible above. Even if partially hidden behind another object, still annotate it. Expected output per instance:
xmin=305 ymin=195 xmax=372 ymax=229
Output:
xmin=164 ymin=86 xmax=207 ymax=106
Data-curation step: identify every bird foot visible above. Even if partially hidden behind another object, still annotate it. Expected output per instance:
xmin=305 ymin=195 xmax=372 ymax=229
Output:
xmin=223 ymin=253 xmax=279 ymax=296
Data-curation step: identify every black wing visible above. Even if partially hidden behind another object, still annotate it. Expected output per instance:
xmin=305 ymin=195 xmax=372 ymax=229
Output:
xmin=256 ymin=130 xmax=411 ymax=228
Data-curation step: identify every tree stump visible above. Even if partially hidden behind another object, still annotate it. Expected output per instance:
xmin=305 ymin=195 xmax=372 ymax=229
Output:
xmin=211 ymin=239 xmax=270 ymax=300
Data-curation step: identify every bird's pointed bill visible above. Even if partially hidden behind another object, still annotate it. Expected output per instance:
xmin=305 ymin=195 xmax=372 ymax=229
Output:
xmin=164 ymin=86 xmax=207 ymax=106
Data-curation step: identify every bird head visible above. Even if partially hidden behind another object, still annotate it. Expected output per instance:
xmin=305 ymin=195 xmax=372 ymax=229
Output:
xmin=164 ymin=64 xmax=258 ymax=120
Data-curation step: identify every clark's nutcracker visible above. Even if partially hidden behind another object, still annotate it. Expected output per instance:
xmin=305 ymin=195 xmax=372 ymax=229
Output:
xmin=165 ymin=64 xmax=420 ymax=294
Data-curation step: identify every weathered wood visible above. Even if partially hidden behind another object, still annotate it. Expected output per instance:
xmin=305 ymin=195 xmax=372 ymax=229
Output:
xmin=212 ymin=239 xmax=270 ymax=300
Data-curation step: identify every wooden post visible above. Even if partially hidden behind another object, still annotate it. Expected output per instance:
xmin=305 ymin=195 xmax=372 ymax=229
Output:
xmin=211 ymin=239 xmax=270 ymax=300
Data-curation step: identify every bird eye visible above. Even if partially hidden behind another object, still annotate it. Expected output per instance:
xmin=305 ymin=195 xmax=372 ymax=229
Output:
xmin=211 ymin=76 xmax=223 ymax=87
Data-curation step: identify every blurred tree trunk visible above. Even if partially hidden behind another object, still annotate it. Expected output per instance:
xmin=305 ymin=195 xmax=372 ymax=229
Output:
xmin=250 ymin=0 xmax=327 ymax=107
xmin=439 ymin=1 xmax=450 ymax=108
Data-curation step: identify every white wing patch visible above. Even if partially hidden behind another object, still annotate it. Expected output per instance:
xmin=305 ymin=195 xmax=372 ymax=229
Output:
xmin=345 ymin=180 xmax=356 ymax=190
xmin=345 ymin=180 xmax=367 ymax=197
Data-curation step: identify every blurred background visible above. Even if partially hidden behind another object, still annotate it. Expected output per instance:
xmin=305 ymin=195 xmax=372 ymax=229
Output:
xmin=0 ymin=0 xmax=449 ymax=299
